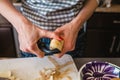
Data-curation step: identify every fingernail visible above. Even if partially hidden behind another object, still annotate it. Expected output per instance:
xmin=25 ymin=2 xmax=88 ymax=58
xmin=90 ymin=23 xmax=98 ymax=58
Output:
xmin=59 ymin=36 xmax=63 ymax=40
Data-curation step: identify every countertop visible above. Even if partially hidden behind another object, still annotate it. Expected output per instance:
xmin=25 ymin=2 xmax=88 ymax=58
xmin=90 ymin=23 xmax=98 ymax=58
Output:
xmin=73 ymin=58 xmax=120 ymax=70
xmin=0 ymin=57 xmax=119 ymax=72
xmin=95 ymin=4 xmax=120 ymax=13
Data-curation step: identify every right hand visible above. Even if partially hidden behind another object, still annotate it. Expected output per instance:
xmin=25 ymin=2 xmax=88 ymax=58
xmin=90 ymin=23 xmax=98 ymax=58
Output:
xmin=17 ymin=21 xmax=60 ymax=58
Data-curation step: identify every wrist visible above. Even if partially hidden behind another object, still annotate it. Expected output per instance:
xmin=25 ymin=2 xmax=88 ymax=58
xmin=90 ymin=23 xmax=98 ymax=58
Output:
xmin=70 ymin=17 xmax=83 ymax=31
xmin=13 ymin=15 xmax=31 ymax=33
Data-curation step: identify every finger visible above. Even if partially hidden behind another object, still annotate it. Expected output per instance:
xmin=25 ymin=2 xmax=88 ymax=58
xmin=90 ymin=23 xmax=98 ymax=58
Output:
xmin=54 ymin=47 xmax=67 ymax=58
xmin=50 ymin=32 xmax=63 ymax=40
xmin=54 ymin=50 xmax=67 ymax=58
xmin=55 ymin=27 xmax=65 ymax=32
xmin=20 ymin=46 xmax=44 ymax=58
xmin=40 ymin=30 xmax=62 ymax=40
xmin=33 ymin=45 xmax=45 ymax=58
xmin=54 ymin=53 xmax=64 ymax=58
xmin=33 ymin=50 xmax=44 ymax=58
xmin=28 ymin=44 xmax=45 ymax=58
xmin=55 ymin=28 xmax=64 ymax=36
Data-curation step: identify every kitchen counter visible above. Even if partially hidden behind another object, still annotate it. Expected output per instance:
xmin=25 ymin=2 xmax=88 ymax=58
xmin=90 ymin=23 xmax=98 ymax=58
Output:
xmin=0 ymin=57 xmax=120 ymax=72
xmin=73 ymin=58 xmax=120 ymax=70
xmin=95 ymin=4 xmax=120 ymax=13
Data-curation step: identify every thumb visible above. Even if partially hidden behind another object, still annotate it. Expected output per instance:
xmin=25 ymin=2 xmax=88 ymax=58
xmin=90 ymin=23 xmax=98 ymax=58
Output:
xmin=55 ymin=27 xmax=64 ymax=33
xmin=31 ymin=44 xmax=45 ymax=58
xmin=54 ymin=48 xmax=66 ymax=58
xmin=54 ymin=52 xmax=65 ymax=58
xmin=55 ymin=28 xmax=64 ymax=39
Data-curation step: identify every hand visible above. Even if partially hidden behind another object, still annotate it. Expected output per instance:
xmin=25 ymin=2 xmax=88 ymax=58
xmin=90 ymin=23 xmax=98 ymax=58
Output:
xmin=54 ymin=22 xmax=80 ymax=58
xmin=17 ymin=21 xmax=60 ymax=57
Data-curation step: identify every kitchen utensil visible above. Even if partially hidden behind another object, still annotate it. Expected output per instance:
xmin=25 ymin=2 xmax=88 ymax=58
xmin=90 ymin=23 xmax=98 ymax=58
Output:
xmin=37 ymin=40 xmax=61 ymax=55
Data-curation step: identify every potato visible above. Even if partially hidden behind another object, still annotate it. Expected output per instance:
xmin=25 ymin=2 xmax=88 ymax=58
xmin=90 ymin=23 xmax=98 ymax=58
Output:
xmin=50 ymin=39 xmax=64 ymax=51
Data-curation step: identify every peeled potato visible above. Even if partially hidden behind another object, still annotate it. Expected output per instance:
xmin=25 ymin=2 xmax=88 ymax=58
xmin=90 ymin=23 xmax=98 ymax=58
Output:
xmin=0 ymin=71 xmax=11 ymax=78
xmin=0 ymin=71 xmax=20 ymax=80
xmin=50 ymin=39 xmax=64 ymax=51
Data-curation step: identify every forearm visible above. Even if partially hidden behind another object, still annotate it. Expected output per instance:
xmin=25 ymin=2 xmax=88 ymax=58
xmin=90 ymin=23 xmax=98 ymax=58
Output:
xmin=0 ymin=0 xmax=29 ymax=32
xmin=71 ymin=0 xmax=98 ymax=30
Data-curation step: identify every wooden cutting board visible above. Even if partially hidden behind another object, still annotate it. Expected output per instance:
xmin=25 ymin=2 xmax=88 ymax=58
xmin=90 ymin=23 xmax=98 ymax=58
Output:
xmin=0 ymin=54 xmax=78 ymax=80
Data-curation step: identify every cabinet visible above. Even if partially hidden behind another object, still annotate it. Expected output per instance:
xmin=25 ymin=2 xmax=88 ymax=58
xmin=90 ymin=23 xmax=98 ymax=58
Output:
xmin=0 ymin=14 xmax=17 ymax=57
xmin=85 ymin=12 xmax=120 ymax=57
xmin=0 ymin=25 xmax=17 ymax=57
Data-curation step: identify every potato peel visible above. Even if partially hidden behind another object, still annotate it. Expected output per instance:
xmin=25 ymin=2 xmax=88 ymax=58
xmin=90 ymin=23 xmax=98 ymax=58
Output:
xmin=36 ymin=57 xmax=73 ymax=80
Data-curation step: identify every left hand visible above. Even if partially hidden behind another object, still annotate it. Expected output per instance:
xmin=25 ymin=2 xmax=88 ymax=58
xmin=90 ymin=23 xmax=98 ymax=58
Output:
xmin=54 ymin=22 xmax=80 ymax=58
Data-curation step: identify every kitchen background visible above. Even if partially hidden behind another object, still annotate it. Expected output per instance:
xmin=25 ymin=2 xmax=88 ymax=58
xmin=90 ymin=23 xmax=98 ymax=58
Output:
xmin=0 ymin=0 xmax=120 ymax=58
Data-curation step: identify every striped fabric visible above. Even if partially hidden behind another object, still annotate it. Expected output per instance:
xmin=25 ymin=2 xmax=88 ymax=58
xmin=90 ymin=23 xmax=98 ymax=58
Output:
xmin=21 ymin=0 xmax=102 ymax=31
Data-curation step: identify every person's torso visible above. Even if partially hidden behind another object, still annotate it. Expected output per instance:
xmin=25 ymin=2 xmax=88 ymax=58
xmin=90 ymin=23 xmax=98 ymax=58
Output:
xmin=22 ymin=0 xmax=86 ymax=30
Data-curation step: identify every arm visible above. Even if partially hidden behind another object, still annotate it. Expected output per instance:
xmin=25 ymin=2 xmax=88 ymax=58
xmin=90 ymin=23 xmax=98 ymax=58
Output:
xmin=54 ymin=0 xmax=99 ymax=58
xmin=71 ymin=0 xmax=98 ymax=31
xmin=0 ymin=0 xmax=60 ymax=57
xmin=0 ymin=0 xmax=26 ymax=31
